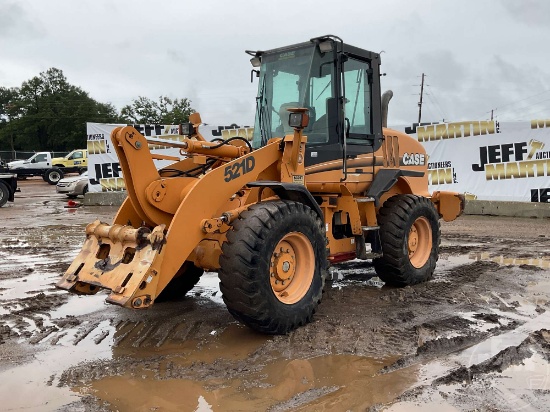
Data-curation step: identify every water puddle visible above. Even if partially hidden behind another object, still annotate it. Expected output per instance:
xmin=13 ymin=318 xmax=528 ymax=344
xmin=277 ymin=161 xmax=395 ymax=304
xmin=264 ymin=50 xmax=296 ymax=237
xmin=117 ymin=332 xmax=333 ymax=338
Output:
xmin=0 ymin=271 xmax=60 ymax=301
xmin=11 ymin=320 xmax=416 ymax=411
xmin=329 ymin=248 xmax=550 ymax=289
xmin=459 ymin=311 xmax=511 ymax=333
xmin=417 ymin=310 xmax=550 ymax=386
xmin=49 ymin=292 xmax=108 ymax=318
xmin=0 ymin=323 xmax=115 ymax=411
xmin=384 ymin=312 xmax=550 ymax=411
xmin=386 ymin=399 xmax=461 ymax=412
xmin=84 ymin=353 xmax=419 ymax=411
xmin=439 ymin=251 xmax=550 ymax=270
xmin=391 ymin=349 xmax=550 ymax=411
xmin=471 ymin=252 xmax=550 ymax=269
xmin=193 ymin=272 xmax=224 ymax=304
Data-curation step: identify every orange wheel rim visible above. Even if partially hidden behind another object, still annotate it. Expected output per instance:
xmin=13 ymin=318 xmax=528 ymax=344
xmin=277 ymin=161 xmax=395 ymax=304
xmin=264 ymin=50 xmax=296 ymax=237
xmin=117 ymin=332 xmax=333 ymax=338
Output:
xmin=270 ymin=232 xmax=314 ymax=304
xmin=408 ymin=217 xmax=432 ymax=268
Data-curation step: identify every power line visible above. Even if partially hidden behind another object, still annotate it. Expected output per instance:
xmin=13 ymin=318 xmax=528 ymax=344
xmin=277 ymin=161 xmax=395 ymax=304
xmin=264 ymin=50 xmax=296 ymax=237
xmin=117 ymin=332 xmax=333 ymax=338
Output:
xmin=478 ymin=89 xmax=550 ymax=119
xmin=425 ymin=92 xmax=447 ymax=122
xmin=492 ymin=96 xmax=550 ymax=120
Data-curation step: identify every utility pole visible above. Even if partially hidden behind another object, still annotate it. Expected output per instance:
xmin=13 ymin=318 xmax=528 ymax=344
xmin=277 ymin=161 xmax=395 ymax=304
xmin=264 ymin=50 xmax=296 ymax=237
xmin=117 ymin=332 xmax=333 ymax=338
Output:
xmin=491 ymin=109 xmax=494 ymax=120
xmin=418 ymin=73 xmax=425 ymax=124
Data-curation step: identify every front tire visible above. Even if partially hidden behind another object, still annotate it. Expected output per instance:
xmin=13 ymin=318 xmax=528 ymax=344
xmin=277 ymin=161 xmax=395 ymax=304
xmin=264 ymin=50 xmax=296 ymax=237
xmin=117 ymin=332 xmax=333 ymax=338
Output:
xmin=218 ymin=201 xmax=328 ymax=334
xmin=373 ymin=194 xmax=440 ymax=287
xmin=44 ymin=168 xmax=64 ymax=185
xmin=155 ymin=261 xmax=204 ymax=302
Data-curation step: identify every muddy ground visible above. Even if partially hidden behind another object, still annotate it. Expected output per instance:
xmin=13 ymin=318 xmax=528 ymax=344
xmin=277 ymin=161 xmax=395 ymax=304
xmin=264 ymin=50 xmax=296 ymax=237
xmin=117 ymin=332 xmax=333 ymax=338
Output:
xmin=1 ymin=179 xmax=550 ymax=411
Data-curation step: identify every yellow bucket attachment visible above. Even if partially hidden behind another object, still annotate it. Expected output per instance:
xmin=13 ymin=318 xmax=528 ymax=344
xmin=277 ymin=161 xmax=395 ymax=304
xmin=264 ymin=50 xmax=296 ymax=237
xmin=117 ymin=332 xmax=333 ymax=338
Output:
xmin=56 ymin=220 xmax=166 ymax=308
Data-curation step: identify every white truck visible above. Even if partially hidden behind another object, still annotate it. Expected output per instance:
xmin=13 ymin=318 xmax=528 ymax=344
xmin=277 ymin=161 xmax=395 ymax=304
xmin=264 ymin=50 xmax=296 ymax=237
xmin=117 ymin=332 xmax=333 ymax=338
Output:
xmin=8 ymin=152 xmax=60 ymax=184
xmin=8 ymin=150 xmax=87 ymax=185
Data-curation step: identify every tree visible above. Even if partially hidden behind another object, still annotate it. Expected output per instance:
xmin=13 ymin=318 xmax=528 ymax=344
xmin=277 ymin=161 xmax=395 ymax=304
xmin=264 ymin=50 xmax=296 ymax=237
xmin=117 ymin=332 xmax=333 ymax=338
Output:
xmin=0 ymin=68 xmax=122 ymax=152
xmin=0 ymin=86 xmax=21 ymax=156
xmin=120 ymin=96 xmax=194 ymax=125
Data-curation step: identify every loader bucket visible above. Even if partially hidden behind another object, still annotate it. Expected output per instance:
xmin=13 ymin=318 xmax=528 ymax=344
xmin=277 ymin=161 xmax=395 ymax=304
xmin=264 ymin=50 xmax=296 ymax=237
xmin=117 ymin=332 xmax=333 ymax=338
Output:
xmin=56 ymin=220 xmax=167 ymax=308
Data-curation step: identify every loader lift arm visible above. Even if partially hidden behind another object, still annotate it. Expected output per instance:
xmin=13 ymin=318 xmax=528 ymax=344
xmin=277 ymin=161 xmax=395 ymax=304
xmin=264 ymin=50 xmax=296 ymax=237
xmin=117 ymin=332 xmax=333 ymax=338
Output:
xmin=57 ymin=111 xmax=309 ymax=309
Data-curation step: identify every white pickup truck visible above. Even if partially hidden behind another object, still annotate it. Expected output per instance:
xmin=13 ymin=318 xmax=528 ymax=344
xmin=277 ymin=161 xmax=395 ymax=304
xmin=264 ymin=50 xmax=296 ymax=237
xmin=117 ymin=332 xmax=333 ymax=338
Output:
xmin=8 ymin=152 xmax=68 ymax=184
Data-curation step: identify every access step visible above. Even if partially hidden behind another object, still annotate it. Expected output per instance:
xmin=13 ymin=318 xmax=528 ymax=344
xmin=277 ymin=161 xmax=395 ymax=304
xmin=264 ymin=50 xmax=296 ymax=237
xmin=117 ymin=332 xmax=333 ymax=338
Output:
xmin=355 ymin=197 xmax=375 ymax=203
xmin=362 ymin=226 xmax=380 ymax=231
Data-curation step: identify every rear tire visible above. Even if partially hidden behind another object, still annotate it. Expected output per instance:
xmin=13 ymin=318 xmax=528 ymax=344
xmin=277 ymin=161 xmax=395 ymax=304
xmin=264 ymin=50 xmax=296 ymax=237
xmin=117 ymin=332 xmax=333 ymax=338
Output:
xmin=218 ymin=200 xmax=327 ymax=335
xmin=44 ymin=168 xmax=64 ymax=185
xmin=0 ymin=182 xmax=9 ymax=207
xmin=373 ymin=194 xmax=440 ymax=287
xmin=155 ymin=261 xmax=203 ymax=302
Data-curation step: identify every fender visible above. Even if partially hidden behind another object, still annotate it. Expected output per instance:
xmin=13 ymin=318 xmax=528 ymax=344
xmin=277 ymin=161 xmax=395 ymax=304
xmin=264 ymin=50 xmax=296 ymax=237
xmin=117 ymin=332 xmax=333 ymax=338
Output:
xmin=247 ymin=181 xmax=324 ymax=220
xmin=366 ymin=169 xmax=424 ymax=206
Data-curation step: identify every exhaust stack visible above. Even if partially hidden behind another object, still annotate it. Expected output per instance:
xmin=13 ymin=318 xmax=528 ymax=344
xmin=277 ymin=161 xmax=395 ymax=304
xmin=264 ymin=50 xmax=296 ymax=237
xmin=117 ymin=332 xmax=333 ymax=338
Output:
xmin=381 ymin=90 xmax=393 ymax=128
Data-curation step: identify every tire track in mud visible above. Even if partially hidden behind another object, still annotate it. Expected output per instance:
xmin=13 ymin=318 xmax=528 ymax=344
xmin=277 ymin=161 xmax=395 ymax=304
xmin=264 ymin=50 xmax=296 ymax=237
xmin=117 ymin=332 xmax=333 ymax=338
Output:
xmin=0 ymin=259 xmax=540 ymax=356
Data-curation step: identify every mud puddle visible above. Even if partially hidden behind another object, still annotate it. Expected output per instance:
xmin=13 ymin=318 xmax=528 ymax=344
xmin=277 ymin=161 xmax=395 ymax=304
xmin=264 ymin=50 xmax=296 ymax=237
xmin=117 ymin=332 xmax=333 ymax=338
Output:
xmin=83 ymin=349 xmax=418 ymax=411
xmin=0 ymin=325 xmax=115 ymax=411
xmin=49 ymin=293 xmax=109 ymax=318
xmin=471 ymin=251 xmax=550 ymax=269
xmin=0 ymin=271 xmax=61 ymax=300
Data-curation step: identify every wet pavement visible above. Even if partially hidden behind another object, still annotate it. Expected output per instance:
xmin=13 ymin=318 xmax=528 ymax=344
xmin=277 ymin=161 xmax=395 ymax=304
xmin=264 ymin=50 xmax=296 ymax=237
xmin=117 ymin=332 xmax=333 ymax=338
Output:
xmin=1 ymin=178 xmax=550 ymax=411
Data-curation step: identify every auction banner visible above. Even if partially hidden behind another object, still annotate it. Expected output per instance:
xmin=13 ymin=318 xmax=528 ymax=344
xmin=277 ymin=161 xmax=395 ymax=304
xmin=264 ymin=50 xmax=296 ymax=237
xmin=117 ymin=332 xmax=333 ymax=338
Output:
xmin=86 ymin=120 xmax=550 ymax=202
xmin=401 ymin=120 xmax=550 ymax=202
xmin=86 ymin=123 xmax=254 ymax=193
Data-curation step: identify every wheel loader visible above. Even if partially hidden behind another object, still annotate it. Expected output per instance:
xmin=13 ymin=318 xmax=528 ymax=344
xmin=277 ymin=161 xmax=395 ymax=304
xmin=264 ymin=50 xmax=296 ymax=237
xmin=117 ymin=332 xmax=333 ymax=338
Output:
xmin=57 ymin=35 xmax=464 ymax=334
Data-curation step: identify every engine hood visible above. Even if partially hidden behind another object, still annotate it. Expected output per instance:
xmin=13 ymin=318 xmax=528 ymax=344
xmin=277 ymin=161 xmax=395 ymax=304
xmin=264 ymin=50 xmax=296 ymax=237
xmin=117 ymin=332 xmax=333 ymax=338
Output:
xmin=58 ymin=174 xmax=87 ymax=184
xmin=8 ymin=160 xmax=26 ymax=169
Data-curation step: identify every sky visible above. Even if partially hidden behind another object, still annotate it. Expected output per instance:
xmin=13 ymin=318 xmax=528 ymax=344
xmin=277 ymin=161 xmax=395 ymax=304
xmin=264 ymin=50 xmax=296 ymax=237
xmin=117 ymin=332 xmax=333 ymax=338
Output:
xmin=2 ymin=0 xmax=550 ymax=128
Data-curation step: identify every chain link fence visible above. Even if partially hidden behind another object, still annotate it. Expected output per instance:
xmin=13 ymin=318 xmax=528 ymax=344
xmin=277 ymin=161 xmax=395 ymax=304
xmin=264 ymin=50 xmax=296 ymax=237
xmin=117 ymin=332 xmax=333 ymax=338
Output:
xmin=0 ymin=151 xmax=69 ymax=163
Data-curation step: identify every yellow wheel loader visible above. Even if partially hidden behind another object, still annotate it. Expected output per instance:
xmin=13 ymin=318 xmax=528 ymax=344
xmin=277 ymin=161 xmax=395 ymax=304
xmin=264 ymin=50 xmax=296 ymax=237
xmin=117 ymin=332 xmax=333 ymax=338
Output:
xmin=57 ymin=35 xmax=463 ymax=334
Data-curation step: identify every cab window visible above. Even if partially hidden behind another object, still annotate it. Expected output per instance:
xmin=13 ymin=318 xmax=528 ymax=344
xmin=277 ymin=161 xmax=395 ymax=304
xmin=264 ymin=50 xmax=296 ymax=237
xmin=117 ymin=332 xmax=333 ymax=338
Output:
xmin=305 ymin=61 xmax=333 ymax=144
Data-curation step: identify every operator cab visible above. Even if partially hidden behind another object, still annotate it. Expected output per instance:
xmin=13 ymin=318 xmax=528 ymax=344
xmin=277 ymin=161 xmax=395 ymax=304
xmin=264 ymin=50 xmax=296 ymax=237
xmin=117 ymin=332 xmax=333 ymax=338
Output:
xmin=248 ymin=35 xmax=384 ymax=166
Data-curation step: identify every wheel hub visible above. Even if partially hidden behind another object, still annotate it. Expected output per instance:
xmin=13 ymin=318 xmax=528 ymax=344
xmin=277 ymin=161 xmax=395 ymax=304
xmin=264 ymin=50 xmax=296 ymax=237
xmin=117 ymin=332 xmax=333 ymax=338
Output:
xmin=269 ymin=233 xmax=315 ymax=303
xmin=408 ymin=226 xmax=419 ymax=256
xmin=407 ymin=217 xmax=432 ymax=268
xmin=271 ymin=242 xmax=296 ymax=291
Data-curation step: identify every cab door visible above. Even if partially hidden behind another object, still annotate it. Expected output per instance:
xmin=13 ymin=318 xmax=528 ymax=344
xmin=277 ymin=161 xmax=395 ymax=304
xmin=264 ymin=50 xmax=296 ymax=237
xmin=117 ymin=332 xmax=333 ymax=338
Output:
xmin=342 ymin=57 xmax=377 ymax=156
xmin=71 ymin=151 xmax=85 ymax=168
xmin=303 ymin=50 xmax=342 ymax=167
